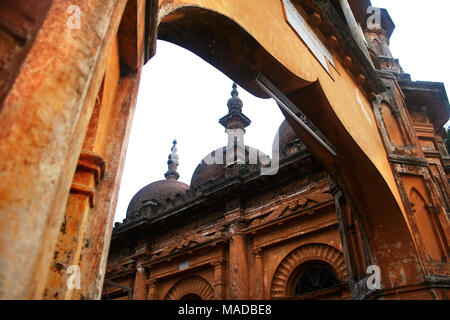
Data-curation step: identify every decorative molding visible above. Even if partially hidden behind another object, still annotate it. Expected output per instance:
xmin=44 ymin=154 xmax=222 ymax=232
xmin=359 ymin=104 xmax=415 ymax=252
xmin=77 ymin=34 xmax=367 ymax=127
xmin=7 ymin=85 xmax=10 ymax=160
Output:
xmin=164 ymin=276 xmax=215 ymax=300
xmin=388 ymin=154 xmax=429 ymax=167
xmin=155 ymin=232 xmax=226 ymax=259
xmin=70 ymin=149 xmax=106 ymax=207
xmin=270 ymin=243 xmax=347 ymax=299
xmin=106 ymin=260 xmax=135 ymax=277
xmin=70 ymin=182 xmax=96 ymax=207
xmin=78 ymin=149 xmax=106 ymax=183
xmin=250 ymin=188 xmax=333 ymax=227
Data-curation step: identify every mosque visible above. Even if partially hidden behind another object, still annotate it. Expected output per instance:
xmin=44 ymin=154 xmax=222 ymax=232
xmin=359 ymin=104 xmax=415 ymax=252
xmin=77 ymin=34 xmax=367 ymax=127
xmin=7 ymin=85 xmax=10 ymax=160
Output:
xmin=102 ymin=83 xmax=363 ymax=300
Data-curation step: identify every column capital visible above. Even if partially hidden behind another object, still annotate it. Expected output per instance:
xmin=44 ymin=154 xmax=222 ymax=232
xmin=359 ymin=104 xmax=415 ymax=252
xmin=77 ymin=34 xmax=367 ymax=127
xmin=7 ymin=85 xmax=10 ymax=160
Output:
xmin=146 ymin=278 xmax=158 ymax=286
xmin=228 ymin=220 xmax=247 ymax=236
xmin=210 ymin=257 xmax=226 ymax=268
xmin=251 ymin=248 xmax=263 ymax=256
xmin=69 ymin=149 xmax=106 ymax=207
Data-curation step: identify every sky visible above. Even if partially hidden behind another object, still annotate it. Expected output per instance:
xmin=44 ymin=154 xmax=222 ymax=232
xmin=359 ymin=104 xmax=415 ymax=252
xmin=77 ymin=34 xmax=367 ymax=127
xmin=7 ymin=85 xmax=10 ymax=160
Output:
xmin=114 ymin=0 xmax=450 ymax=223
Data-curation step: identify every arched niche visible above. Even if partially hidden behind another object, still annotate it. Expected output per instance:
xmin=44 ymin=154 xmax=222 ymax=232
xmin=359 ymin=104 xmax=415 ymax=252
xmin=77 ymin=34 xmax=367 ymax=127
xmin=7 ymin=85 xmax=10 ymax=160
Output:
xmin=164 ymin=276 xmax=215 ymax=300
xmin=380 ymin=101 xmax=405 ymax=147
xmin=270 ymin=243 xmax=347 ymax=298
xmin=410 ymin=187 xmax=444 ymax=261
xmin=290 ymin=261 xmax=340 ymax=296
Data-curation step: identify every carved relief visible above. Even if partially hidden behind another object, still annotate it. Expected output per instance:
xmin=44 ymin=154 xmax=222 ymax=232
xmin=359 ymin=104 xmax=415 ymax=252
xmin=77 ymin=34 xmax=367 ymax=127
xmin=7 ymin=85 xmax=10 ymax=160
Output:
xmin=164 ymin=276 xmax=215 ymax=300
xmin=250 ymin=188 xmax=333 ymax=227
xmin=270 ymin=243 xmax=346 ymax=299
xmin=154 ymin=231 xmax=226 ymax=259
xmin=106 ymin=261 xmax=136 ymax=277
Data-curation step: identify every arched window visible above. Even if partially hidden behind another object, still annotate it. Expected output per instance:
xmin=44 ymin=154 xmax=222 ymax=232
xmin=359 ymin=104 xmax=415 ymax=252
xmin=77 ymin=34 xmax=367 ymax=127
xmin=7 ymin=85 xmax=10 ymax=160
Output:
xmin=290 ymin=261 xmax=339 ymax=296
xmin=180 ymin=293 xmax=202 ymax=300
xmin=164 ymin=276 xmax=215 ymax=300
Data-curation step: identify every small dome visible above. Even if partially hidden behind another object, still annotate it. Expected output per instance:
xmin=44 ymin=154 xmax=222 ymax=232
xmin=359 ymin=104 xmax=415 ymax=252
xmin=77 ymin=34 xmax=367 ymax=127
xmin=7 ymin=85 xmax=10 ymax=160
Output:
xmin=273 ymin=119 xmax=305 ymax=158
xmin=278 ymin=119 xmax=299 ymax=147
xmin=126 ymin=140 xmax=189 ymax=220
xmin=190 ymin=146 xmax=269 ymax=189
xmin=126 ymin=179 xmax=189 ymax=219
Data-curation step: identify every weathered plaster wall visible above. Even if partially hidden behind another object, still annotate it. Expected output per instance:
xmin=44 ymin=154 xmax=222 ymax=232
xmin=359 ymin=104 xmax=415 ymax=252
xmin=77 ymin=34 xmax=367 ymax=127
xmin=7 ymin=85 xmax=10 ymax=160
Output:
xmin=158 ymin=0 xmax=404 ymax=214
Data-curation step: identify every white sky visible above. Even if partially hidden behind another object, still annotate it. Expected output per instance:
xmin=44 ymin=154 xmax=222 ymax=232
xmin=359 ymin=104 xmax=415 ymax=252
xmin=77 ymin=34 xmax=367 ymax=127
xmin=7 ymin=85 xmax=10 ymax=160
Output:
xmin=114 ymin=0 xmax=450 ymax=223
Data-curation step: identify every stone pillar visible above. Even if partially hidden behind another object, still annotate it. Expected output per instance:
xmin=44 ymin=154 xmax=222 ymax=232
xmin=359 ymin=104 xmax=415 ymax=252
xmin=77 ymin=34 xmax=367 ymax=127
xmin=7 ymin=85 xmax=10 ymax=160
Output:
xmin=253 ymin=249 xmax=264 ymax=300
xmin=338 ymin=0 xmax=372 ymax=63
xmin=133 ymin=264 xmax=148 ymax=300
xmin=330 ymin=177 xmax=374 ymax=299
xmin=147 ymin=279 xmax=158 ymax=300
xmin=0 ymin=0 xmax=129 ymax=299
xmin=44 ymin=149 xmax=105 ymax=300
xmin=212 ymin=259 xmax=226 ymax=300
xmin=72 ymin=0 xmax=149 ymax=300
xmin=228 ymin=223 xmax=249 ymax=300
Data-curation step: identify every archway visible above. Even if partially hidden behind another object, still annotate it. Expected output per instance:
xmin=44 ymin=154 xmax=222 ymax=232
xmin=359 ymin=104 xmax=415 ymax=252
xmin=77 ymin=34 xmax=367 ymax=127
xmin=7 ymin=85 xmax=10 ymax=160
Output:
xmin=270 ymin=243 xmax=347 ymax=298
xmin=164 ymin=276 xmax=215 ymax=300
xmin=0 ymin=0 xmax=444 ymax=300
xmin=156 ymin=2 xmax=422 ymax=296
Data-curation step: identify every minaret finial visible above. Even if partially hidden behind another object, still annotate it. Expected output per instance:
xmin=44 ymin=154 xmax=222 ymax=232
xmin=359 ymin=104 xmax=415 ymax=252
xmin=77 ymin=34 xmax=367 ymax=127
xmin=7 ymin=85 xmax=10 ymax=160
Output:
xmin=219 ymin=82 xmax=251 ymax=130
xmin=164 ymin=139 xmax=180 ymax=180
xmin=231 ymin=82 xmax=238 ymax=97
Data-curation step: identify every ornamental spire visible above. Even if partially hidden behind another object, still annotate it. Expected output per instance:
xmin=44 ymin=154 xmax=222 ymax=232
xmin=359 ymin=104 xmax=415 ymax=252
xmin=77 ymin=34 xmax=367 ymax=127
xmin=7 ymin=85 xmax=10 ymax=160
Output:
xmin=164 ymin=139 xmax=180 ymax=180
xmin=219 ymin=82 xmax=251 ymax=130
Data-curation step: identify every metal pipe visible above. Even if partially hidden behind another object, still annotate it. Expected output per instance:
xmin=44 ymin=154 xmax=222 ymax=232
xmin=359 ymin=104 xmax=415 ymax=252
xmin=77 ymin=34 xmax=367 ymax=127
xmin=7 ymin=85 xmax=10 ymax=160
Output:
xmin=338 ymin=0 xmax=372 ymax=63
xmin=255 ymin=72 xmax=337 ymax=157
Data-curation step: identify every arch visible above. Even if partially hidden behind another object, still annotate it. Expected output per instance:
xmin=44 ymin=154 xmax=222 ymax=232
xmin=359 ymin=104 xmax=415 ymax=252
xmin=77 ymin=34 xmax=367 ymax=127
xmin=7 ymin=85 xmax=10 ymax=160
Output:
xmin=380 ymin=101 xmax=405 ymax=147
xmin=157 ymin=5 xmax=310 ymax=99
xmin=180 ymin=293 xmax=202 ymax=300
xmin=270 ymin=243 xmax=347 ymax=298
xmin=409 ymin=187 xmax=443 ymax=261
xmin=164 ymin=276 xmax=215 ymax=300
xmin=0 ymin=0 xmax=442 ymax=300
xmin=156 ymin=2 xmax=423 ymax=294
xmin=291 ymin=261 xmax=340 ymax=295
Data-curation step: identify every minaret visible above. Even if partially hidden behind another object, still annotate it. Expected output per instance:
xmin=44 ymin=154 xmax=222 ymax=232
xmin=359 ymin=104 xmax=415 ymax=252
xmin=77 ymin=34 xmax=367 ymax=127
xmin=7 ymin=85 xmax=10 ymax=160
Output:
xmin=219 ymin=83 xmax=251 ymax=130
xmin=164 ymin=139 xmax=180 ymax=180
xmin=219 ymin=83 xmax=251 ymax=165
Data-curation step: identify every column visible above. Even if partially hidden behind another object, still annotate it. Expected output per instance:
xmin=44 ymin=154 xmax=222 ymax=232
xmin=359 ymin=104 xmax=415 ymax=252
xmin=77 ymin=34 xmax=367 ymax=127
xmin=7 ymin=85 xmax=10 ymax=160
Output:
xmin=133 ymin=263 xmax=148 ymax=300
xmin=253 ymin=249 xmax=264 ymax=300
xmin=73 ymin=0 xmax=149 ymax=300
xmin=330 ymin=177 xmax=373 ymax=299
xmin=147 ymin=279 xmax=158 ymax=300
xmin=228 ymin=223 xmax=249 ymax=300
xmin=44 ymin=149 xmax=105 ymax=300
xmin=212 ymin=259 xmax=226 ymax=300
xmin=0 ymin=0 xmax=128 ymax=300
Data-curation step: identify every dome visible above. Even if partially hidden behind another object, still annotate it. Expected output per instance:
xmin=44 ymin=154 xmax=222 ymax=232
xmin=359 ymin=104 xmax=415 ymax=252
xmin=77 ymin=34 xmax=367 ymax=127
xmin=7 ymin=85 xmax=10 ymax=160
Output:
xmin=126 ymin=179 xmax=189 ymax=219
xmin=190 ymin=83 xmax=269 ymax=189
xmin=126 ymin=140 xmax=189 ymax=220
xmin=278 ymin=119 xmax=299 ymax=147
xmin=273 ymin=119 xmax=305 ymax=158
xmin=190 ymin=146 xmax=269 ymax=189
